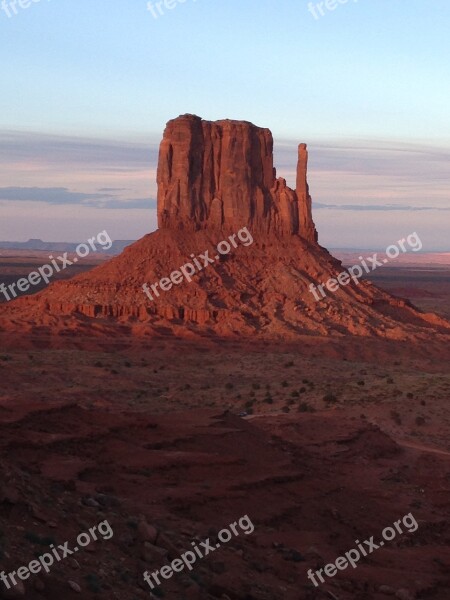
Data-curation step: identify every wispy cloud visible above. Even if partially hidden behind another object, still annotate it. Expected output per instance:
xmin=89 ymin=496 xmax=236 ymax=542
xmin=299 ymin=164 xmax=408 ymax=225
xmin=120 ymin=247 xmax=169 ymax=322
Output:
xmin=0 ymin=130 xmax=157 ymax=168
xmin=0 ymin=186 xmax=156 ymax=209
xmin=97 ymin=187 xmax=130 ymax=192
xmin=275 ymin=138 xmax=450 ymax=211
xmin=314 ymin=202 xmax=450 ymax=212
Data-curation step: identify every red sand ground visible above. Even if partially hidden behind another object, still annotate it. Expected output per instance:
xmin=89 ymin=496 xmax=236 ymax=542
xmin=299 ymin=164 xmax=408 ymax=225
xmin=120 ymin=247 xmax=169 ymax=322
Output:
xmin=0 ymin=336 xmax=448 ymax=600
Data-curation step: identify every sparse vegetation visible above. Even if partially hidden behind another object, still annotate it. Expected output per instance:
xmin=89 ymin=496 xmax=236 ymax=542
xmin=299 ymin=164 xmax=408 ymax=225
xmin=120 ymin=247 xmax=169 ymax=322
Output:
xmin=85 ymin=573 xmax=102 ymax=593
xmin=323 ymin=392 xmax=338 ymax=404
xmin=390 ymin=410 xmax=402 ymax=425
xmin=24 ymin=531 xmax=56 ymax=546
xmin=298 ymin=402 xmax=315 ymax=413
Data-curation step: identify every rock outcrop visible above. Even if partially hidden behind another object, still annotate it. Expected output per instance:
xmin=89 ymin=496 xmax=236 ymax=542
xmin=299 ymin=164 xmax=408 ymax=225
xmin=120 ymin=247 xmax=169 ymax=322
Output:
xmin=157 ymin=114 xmax=317 ymax=241
xmin=297 ymin=143 xmax=318 ymax=244
xmin=1 ymin=114 xmax=449 ymax=341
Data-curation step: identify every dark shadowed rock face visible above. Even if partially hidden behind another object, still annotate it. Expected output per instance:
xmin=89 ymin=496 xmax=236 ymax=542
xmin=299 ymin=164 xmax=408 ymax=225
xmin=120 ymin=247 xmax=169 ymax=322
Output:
xmin=157 ymin=114 xmax=318 ymax=242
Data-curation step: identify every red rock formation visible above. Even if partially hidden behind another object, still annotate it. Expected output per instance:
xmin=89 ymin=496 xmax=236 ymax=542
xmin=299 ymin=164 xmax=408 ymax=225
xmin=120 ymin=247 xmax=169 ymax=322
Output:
xmin=1 ymin=115 xmax=450 ymax=341
xmin=297 ymin=143 xmax=318 ymax=244
xmin=157 ymin=114 xmax=317 ymax=240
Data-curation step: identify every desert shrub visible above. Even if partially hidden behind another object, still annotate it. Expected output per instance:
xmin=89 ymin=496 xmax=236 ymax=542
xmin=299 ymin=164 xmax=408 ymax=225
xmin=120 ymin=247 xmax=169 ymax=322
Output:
xmin=298 ymin=402 xmax=315 ymax=413
xmin=25 ymin=532 xmax=56 ymax=546
xmin=119 ymin=570 xmax=132 ymax=583
xmin=281 ymin=380 xmax=289 ymax=388
xmin=323 ymin=392 xmax=338 ymax=404
xmin=390 ymin=410 xmax=402 ymax=425
xmin=85 ymin=573 xmax=102 ymax=593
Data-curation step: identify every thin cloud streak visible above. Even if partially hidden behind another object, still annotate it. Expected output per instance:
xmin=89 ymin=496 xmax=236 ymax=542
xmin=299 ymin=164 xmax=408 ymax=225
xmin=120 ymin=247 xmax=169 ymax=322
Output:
xmin=0 ymin=187 xmax=156 ymax=209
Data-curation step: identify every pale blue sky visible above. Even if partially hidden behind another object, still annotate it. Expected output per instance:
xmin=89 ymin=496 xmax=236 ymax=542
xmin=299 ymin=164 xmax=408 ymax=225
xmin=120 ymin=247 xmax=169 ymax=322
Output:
xmin=0 ymin=0 xmax=449 ymax=248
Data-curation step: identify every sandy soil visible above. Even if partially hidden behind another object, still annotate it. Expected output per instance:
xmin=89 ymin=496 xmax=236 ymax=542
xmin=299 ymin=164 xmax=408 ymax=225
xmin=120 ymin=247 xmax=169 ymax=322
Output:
xmin=0 ymin=334 xmax=448 ymax=599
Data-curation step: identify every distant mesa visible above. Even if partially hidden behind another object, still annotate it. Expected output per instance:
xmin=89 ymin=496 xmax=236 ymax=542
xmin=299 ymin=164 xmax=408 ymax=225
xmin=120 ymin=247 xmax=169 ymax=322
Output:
xmin=1 ymin=114 xmax=449 ymax=341
xmin=0 ymin=239 xmax=133 ymax=255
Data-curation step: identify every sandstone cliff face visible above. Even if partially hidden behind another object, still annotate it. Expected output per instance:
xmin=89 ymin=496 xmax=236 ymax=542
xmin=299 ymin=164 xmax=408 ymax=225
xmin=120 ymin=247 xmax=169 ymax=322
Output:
xmin=157 ymin=114 xmax=318 ymax=241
